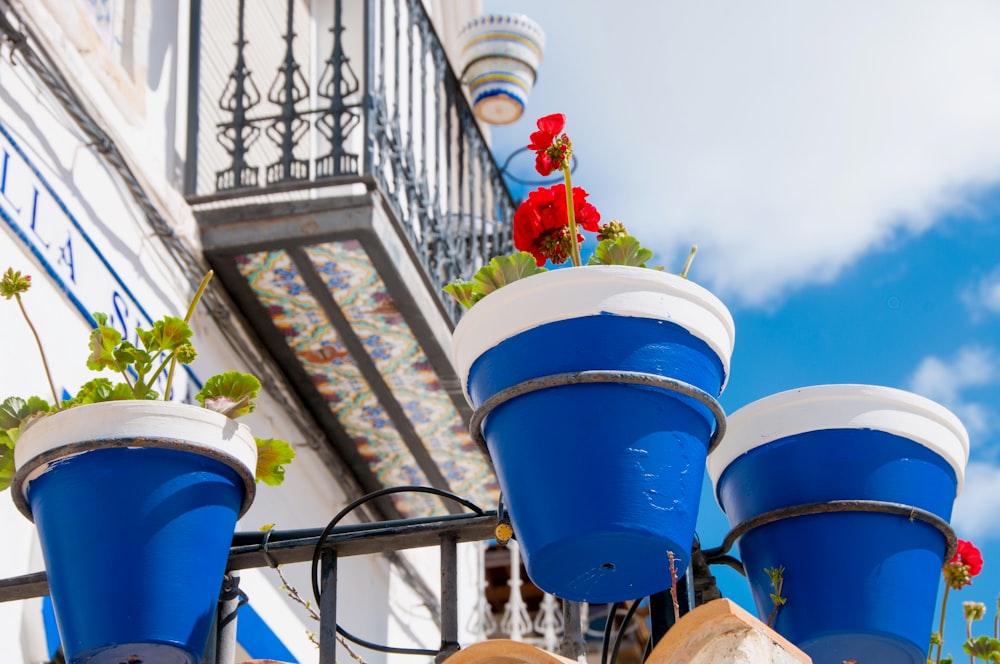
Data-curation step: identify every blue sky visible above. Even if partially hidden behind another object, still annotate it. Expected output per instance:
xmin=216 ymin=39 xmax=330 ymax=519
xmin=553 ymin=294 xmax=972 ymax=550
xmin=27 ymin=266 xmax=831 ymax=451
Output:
xmin=483 ymin=0 xmax=1000 ymax=656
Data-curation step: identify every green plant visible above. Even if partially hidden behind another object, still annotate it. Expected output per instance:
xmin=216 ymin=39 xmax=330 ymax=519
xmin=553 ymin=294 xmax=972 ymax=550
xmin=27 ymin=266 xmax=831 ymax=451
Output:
xmin=443 ymin=113 xmax=695 ymax=310
xmin=0 ymin=267 xmax=294 ymax=488
xmin=960 ymin=600 xmax=1000 ymax=663
xmin=765 ymin=565 xmax=787 ymax=628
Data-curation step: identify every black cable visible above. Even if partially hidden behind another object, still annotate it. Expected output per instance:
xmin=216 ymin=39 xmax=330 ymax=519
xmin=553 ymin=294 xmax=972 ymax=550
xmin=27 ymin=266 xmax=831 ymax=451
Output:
xmin=609 ymin=600 xmax=642 ymax=664
xmin=309 ymin=485 xmax=485 ymax=656
xmin=600 ymin=603 xmax=619 ymax=664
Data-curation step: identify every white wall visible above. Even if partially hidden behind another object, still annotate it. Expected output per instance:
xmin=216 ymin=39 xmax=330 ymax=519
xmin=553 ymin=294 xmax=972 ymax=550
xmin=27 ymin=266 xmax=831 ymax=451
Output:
xmin=0 ymin=0 xmax=497 ymax=661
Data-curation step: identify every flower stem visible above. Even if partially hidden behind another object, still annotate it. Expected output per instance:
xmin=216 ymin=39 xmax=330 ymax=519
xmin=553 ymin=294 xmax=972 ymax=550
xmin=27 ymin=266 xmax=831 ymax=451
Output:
xmin=562 ymin=166 xmax=581 ymax=267
xmin=934 ymin=584 xmax=950 ymax=664
xmin=967 ymin=616 xmax=974 ymax=664
xmin=15 ymin=293 xmax=61 ymax=410
xmin=994 ymin=595 xmax=999 ymax=640
xmin=667 ymin=551 xmax=680 ymax=624
xmin=679 ymin=245 xmax=698 ymax=279
xmin=767 ymin=576 xmax=784 ymax=628
xmin=164 ymin=270 xmax=214 ymax=401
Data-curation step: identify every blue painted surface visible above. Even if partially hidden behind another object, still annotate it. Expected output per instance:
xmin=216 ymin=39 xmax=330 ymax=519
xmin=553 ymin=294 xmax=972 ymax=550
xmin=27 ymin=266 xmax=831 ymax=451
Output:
xmin=41 ymin=585 xmax=300 ymax=663
xmin=28 ymin=447 xmax=244 ymax=664
xmin=237 ymin=602 xmax=299 ymax=662
xmin=468 ymin=314 xmax=725 ymax=602
xmin=41 ymin=596 xmax=59 ymax=658
xmin=717 ymin=429 xmax=959 ymax=664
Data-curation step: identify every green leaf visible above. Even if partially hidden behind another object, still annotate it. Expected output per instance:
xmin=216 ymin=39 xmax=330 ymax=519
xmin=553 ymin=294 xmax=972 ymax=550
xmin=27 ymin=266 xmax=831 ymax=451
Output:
xmin=71 ymin=378 xmax=136 ymax=404
xmin=443 ymin=253 xmax=546 ymax=310
xmin=588 ymin=236 xmax=655 ymax=267
xmin=964 ymin=636 xmax=1000 ymax=661
xmin=473 ymin=252 xmax=547 ymax=295
xmin=130 ymin=380 xmax=161 ymax=401
xmin=255 ymin=437 xmax=295 ymax=486
xmin=112 ymin=340 xmax=140 ymax=368
xmin=0 ymin=397 xmax=27 ymax=431
xmin=442 ymin=281 xmax=482 ymax=310
xmin=196 ymin=371 xmax=261 ymax=418
xmin=139 ymin=316 xmax=192 ymax=354
xmin=0 ymin=396 xmax=51 ymax=443
xmin=87 ymin=317 xmax=123 ymax=372
xmin=0 ymin=445 xmax=13 ymax=492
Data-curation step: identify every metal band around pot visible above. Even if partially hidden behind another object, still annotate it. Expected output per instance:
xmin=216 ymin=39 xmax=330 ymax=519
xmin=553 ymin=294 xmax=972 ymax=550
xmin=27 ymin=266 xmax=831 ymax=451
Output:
xmin=11 ymin=436 xmax=258 ymax=521
xmin=468 ymin=369 xmax=727 ymax=460
xmin=701 ymin=499 xmax=958 ymax=577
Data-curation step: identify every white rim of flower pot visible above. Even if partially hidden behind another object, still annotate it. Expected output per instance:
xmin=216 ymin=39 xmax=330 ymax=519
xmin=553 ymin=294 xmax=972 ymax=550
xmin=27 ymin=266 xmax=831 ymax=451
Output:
xmin=706 ymin=384 xmax=971 ymax=497
xmin=451 ymin=266 xmax=736 ymax=404
xmin=12 ymin=401 xmax=258 ymax=520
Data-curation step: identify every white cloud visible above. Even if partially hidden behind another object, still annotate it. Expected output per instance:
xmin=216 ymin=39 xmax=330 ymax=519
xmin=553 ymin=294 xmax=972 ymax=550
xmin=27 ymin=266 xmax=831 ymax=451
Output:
xmin=952 ymin=461 xmax=1000 ymax=542
xmin=486 ymin=0 xmax=1000 ymax=306
xmin=906 ymin=345 xmax=998 ymax=437
xmin=963 ymin=266 xmax=1000 ymax=317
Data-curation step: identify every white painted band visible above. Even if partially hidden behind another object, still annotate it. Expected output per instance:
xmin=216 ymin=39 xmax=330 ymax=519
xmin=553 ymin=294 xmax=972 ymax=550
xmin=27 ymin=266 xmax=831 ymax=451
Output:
xmin=451 ymin=266 xmax=736 ymax=404
xmin=14 ymin=400 xmax=258 ymax=491
xmin=707 ymin=384 xmax=970 ymax=495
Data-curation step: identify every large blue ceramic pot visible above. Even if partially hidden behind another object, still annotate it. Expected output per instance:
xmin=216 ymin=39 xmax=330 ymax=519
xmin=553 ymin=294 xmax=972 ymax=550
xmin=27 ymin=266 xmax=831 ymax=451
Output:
xmin=452 ymin=266 xmax=735 ymax=602
xmin=13 ymin=401 xmax=258 ymax=664
xmin=708 ymin=385 xmax=969 ymax=664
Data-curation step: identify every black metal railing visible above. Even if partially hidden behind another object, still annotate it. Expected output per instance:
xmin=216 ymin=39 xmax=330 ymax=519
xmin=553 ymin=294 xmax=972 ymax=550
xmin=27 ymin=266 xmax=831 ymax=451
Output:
xmin=0 ymin=499 xmax=722 ymax=664
xmin=186 ymin=0 xmax=516 ymax=323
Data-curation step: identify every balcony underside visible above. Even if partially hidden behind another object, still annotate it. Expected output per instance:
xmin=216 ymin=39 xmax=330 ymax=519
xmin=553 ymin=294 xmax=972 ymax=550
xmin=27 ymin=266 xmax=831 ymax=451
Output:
xmin=194 ymin=187 xmax=498 ymax=519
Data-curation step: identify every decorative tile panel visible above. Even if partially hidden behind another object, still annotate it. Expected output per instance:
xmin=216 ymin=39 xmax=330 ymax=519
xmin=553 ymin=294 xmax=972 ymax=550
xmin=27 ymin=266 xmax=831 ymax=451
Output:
xmin=235 ymin=249 xmax=442 ymax=517
xmin=305 ymin=241 xmax=499 ymax=508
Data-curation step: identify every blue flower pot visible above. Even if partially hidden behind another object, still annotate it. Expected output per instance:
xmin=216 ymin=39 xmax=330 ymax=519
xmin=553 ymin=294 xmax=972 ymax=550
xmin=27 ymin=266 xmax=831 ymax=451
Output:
xmin=453 ymin=267 xmax=735 ymax=602
xmin=13 ymin=402 xmax=258 ymax=664
xmin=708 ymin=385 xmax=969 ymax=664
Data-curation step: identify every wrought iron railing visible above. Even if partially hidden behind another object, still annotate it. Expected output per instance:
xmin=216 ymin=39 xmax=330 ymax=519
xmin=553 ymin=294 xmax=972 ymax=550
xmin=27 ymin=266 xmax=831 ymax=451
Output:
xmin=0 ymin=504 xmax=717 ymax=664
xmin=186 ymin=0 xmax=516 ymax=323
xmin=0 ymin=485 xmax=722 ymax=664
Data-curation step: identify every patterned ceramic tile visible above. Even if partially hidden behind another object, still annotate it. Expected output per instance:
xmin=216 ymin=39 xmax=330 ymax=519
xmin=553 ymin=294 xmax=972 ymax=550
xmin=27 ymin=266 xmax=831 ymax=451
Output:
xmin=235 ymin=249 xmax=442 ymax=517
xmin=305 ymin=241 xmax=499 ymax=508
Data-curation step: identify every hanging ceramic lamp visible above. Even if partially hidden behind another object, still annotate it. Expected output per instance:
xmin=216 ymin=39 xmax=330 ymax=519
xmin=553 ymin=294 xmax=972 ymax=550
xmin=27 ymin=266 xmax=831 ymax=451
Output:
xmin=457 ymin=14 xmax=545 ymax=125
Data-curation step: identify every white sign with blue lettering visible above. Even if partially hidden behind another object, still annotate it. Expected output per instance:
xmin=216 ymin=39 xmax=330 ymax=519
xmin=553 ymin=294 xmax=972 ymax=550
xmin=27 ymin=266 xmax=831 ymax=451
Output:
xmin=0 ymin=121 xmax=200 ymax=399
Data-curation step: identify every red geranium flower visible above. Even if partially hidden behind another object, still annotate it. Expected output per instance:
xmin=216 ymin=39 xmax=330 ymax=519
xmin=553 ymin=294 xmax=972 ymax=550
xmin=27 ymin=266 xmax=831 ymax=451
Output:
xmin=527 ymin=113 xmax=565 ymax=150
xmin=441 ymin=112 xmax=663 ymax=310
xmin=527 ymin=113 xmax=569 ymax=176
xmin=942 ymin=538 xmax=983 ymax=590
xmin=952 ymin=539 xmax=984 ymax=576
xmin=513 ymin=184 xmax=600 ymax=266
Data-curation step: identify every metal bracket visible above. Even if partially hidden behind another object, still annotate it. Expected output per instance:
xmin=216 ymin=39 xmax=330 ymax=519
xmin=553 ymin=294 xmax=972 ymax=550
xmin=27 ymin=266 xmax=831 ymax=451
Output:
xmin=468 ymin=369 xmax=727 ymax=458
xmin=702 ymin=499 xmax=958 ymax=577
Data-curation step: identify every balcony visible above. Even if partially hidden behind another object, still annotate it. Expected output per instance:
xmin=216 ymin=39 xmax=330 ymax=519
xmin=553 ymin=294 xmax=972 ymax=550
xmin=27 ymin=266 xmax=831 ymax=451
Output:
xmin=185 ymin=0 xmax=514 ymax=519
